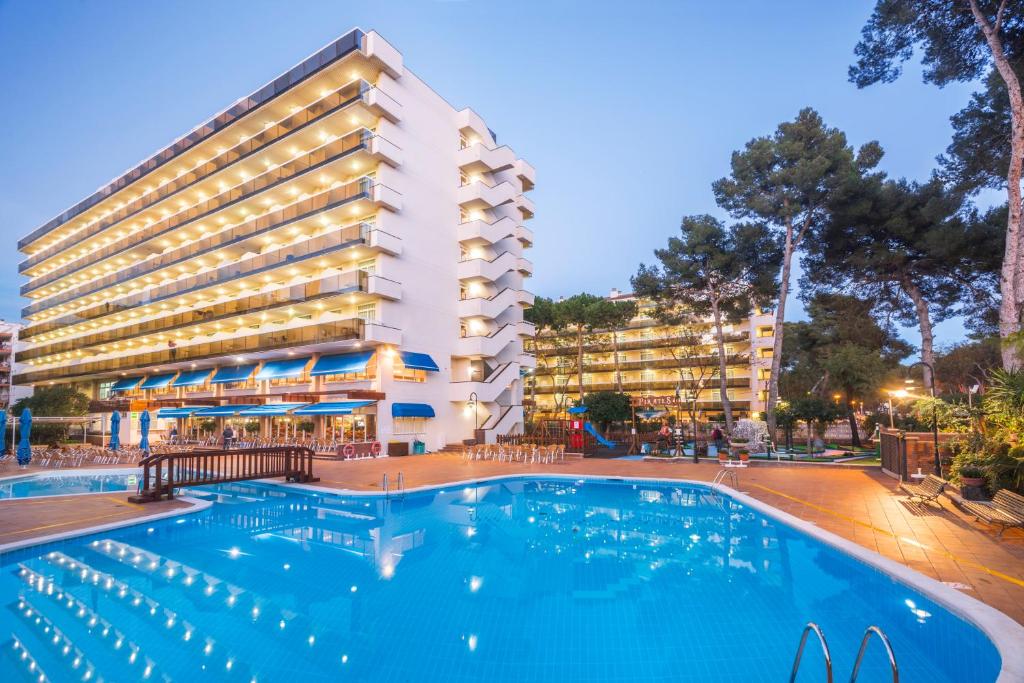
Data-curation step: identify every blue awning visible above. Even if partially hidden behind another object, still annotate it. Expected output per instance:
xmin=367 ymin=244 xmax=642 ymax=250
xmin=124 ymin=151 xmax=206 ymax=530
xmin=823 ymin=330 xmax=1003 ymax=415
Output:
xmin=255 ymin=357 xmax=311 ymax=380
xmin=193 ymin=405 xmax=258 ymax=417
xmin=311 ymin=350 xmax=375 ymax=376
xmin=398 ymin=351 xmax=439 ymax=372
xmin=210 ymin=364 xmax=257 ymax=384
xmin=111 ymin=377 xmax=143 ymax=392
xmin=392 ymin=403 xmax=435 ymax=418
xmin=237 ymin=403 xmax=309 ymax=416
xmin=140 ymin=373 xmax=177 ymax=390
xmin=567 ymin=406 xmax=588 ymax=414
xmin=172 ymin=369 xmax=213 ymax=387
xmin=293 ymin=400 xmax=375 ymax=416
xmin=156 ymin=407 xmax=203 ymax=419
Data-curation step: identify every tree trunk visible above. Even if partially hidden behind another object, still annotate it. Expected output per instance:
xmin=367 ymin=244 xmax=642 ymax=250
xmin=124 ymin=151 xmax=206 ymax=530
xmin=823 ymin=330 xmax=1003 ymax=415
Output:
xmin=845 ymin=387 xmax=861 ymax=448
xmin=970 ymin=0 xmax=1024 ymax=370
xmin=766 ymin=219 xmax=795 ymax=436
xmin=576 ymin=330 xmax=585 ymax=401
xmin=710 ymin=300 xmax=735 ymax=433
xmin=902 ymin=277 xmax=936 ymax=392
xmin=529 ymin=332 xmax=539 ymax=431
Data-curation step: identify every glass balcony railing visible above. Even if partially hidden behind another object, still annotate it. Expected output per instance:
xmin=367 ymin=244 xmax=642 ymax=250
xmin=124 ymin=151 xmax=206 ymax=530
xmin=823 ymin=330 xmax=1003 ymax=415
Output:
xmin=20 ymin=76 xmax=378 ymax=269
xmin=19 ymin=269 xmax=368 ymax=362
xmin=18 ymin=29 xmax=366 ymax=253
xmin=22 ymin=178 xmax=376 ymax=319
xmin=14 ymin=319 xmax=366 ymax=386
xmin=24 ymin=129 xmax=376 ymax=297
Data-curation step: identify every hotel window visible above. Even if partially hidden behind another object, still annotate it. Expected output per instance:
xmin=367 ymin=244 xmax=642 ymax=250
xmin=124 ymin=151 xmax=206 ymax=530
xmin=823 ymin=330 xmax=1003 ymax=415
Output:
xmin=357 ymin=303 xmax=377 ymax=323
xmin=459 ymin=134 xmax=470 ymax=150
xmin=758 ymin=368 xmax=772 ymax=380
xmin=357 ymin=258 xmax=376 ymax=275
xmin=98 ymin=380 xmax=114 ymax=400
xmin=393 ymin=361 xmax=426 ymax=383
xmin=321 ymin=357 xmax=377 ymax=384
xmin=182 ymin=382 xmax=208 ymax=394
xmin=269 ymin=371 xmax=309 ymax=388
xmin=641 ymin=369 xmax=655 ymax=383
xmin=757 ymin=326 xmax=774 ymax=338
xmin=758 ymin=347 xmax=774 ymax=359
xmin=460 ymin=172 xmax=470 ymax=186
xmin=460 ymin=209 xmax=470 ymax=223
xmin=640 ymin=350 xmax=654 ymax=362
xmin=394 ymin=416 xmax=427 ymax=434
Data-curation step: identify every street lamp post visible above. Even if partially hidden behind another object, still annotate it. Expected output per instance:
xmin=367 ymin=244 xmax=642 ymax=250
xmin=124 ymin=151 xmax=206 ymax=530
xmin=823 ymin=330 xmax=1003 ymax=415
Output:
xmin=909 ymin=361 xmax=941 ymax=476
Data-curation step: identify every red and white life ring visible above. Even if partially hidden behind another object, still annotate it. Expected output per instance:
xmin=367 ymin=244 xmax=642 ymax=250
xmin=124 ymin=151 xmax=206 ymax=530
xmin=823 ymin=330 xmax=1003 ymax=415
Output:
xmin=371 ymin=441 xmax=382 ymax=456
xmin=342 ymin=443 xmax=356 ymax=459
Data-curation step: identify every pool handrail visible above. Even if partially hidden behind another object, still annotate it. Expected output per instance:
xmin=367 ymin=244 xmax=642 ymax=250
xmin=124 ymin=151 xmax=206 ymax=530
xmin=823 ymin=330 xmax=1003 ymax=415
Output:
xmin=850 ymin=625 xmax=899 ymax=683
xmin=790 ymin=622 xmax=833 ymax=683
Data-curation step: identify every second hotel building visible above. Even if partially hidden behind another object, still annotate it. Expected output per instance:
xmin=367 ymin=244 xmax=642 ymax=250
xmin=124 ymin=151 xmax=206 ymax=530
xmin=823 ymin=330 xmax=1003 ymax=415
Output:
xmin=14 ymin=29 xmax=536 ymax=453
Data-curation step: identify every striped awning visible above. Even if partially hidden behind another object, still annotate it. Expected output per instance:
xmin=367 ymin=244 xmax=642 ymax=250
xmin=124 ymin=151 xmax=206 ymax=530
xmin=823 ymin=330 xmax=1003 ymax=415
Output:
xmin=392 ymin=403 xmax=435 ymax=418
xmin=111 ymin=377 xmax=143 ymax=392
xmin=237 ymin=403 xmax=309 ymax=416
xmin=292 ymin=401 xmax=375 ymax=416
xmin=172 ymin=369 xmax=214 ymax=387
xmin=140 ymin=373 xmax=177 ymax=390
xmin=193 ymin=405 xmax=258 ymax=417
xmin=311 ymin=351 xmax=375 ymax=376
xmin=255 ymin=357 xmax=311 ymax=380
xmin=397 ymin=351 xmax=439 ymax=372
xmin=210 ymin=364 xmax=257 ymax=384
xmin=156 ymin=407 xmax=203 ymax=419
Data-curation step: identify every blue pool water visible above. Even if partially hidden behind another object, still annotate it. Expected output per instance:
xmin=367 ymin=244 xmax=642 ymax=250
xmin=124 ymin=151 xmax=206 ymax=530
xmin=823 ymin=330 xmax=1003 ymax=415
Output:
xmin=0 ymin=472 xmax=135 ymax=499
xmin=0 ymin=477 xmax=1002 ymax=682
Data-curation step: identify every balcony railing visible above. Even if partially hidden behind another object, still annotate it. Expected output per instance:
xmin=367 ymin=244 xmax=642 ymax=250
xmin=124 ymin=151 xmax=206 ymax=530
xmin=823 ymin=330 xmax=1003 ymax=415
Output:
xmin=532 ymin=331 xmax=749 ymax=356
xmin=22 ymin=178 xmax=378 ymax=322
xmin=534 ymin=356 xmax=750 ymax=374
xmin=14 ymin=319 xmax=365 ymax=386
xmin=19 ymin=270 xmax=367 ymax=363
xmin=23 ymin=127 xmax=378 ymax=295
xmin=19 ymin=76 xmax=375 ymax=268
xmin=528 ymin=377 xmax=751 ymax=394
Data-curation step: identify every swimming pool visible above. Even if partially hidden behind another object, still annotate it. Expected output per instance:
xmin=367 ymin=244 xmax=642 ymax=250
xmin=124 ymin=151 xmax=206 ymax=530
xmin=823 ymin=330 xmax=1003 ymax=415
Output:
xmin=0 ymin=469 xmax=137 ymax=499
xmin=0 ymin=477 xmax=1012 ymax=682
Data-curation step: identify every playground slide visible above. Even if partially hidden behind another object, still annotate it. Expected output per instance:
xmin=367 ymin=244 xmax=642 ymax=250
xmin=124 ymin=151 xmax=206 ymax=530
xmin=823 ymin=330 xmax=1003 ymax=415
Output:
xmin=584 ymin=422 xmax=616 ymax=448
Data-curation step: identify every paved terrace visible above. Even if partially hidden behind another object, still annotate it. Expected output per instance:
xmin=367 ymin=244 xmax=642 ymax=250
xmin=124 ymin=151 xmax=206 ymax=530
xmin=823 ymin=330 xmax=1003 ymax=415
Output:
xmin=1 ymin=455 xmax=1022 ymax=626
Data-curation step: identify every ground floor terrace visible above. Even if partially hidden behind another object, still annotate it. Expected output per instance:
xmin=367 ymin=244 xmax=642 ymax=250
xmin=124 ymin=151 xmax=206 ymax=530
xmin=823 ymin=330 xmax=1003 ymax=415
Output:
xmin=2 ymin=455 xmax=1022 ymax=628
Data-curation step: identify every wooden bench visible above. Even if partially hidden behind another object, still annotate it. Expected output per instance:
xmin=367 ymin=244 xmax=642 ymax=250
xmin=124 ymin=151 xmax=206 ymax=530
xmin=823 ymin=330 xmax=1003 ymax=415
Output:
xmin=959 ymin=489 xmax=1024 ymax=537
xmin=898 ymin=474 xmax=947 ymax=506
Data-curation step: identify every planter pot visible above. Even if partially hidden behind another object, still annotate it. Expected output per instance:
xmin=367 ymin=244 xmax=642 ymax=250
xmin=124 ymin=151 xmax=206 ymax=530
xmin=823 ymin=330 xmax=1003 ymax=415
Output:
xmin=960 ymin=476 xmax=986 ymax=487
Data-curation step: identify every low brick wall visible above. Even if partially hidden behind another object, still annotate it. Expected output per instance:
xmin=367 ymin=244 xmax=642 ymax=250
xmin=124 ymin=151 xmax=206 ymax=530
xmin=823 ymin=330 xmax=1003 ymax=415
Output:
xmin=879 ymin=428 xmax=959 ymax=479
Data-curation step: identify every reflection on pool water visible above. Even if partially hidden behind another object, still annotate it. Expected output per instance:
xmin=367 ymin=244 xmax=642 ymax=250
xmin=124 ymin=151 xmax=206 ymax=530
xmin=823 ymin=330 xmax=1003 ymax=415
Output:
xmin=0 ymin=471 xmax=136 ymax=499
xmin=0 ymin=478 xmax=1002 ymax=682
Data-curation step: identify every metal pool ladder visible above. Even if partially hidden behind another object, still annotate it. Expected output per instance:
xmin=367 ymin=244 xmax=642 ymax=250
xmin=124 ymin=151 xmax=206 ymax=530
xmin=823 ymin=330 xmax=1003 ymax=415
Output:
xmin=789 ymin=622 xmax=898 ymax=683
xmin=710 ymin=468 xmax=739 ymax=491
xmin=382 ymin=472 xmax=405 ymax=499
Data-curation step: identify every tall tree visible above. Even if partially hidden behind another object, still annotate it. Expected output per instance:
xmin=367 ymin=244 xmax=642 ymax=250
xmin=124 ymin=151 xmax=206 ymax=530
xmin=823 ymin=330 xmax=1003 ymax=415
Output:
xmin=850 ymin=0 xmax=1024 ymax=369
xmin=591 ymin=298 xmax=638 ymax=393
xmin=804 ymin=177 xmax=1001 ymax=391
xmin=632 ymin=215 xmax=780 ymax=432
xmin=557 ymin=293 xmax=612 ymax=401
xmin=524 ymin=296 xmax=562 ymax=426
xmin=712 ymin=108 xmax=882 ymax=436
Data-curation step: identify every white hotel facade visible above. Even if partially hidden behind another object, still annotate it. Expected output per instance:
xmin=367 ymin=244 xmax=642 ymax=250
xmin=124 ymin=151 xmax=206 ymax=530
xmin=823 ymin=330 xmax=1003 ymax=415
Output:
xmin=14 ymin=29 xmax=536 ymax=453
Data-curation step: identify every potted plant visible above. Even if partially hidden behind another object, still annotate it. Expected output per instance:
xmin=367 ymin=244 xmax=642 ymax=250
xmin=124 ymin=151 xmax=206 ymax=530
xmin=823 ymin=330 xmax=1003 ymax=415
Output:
xmin=959 ymin=464 xmax=986 ymax=488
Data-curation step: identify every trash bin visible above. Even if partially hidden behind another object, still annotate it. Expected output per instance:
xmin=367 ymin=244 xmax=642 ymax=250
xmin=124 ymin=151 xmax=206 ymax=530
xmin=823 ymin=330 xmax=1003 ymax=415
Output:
xmin=413 ymin=440 xmax=426 ymax=454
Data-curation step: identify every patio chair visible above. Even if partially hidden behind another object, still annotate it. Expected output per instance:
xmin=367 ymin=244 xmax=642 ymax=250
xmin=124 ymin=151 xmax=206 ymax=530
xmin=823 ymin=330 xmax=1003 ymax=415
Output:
xmin=958 ymin=489 xmax=1024 ymax=537
xmin=898 ymin=474 xmax=947 ymax=506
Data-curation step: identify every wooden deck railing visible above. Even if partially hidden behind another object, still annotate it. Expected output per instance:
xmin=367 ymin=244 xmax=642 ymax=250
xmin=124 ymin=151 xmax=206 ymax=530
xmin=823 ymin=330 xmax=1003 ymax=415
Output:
xmin=129 ymin=446 xmax=319 ymax=502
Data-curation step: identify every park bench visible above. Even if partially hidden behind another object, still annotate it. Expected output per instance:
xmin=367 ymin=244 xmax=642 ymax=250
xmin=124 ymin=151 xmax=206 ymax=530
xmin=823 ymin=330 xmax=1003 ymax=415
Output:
xmin=898 ymin=474 xmax=947 ymax=506
xmin=959 ymin=489 xmax=1024 ymax=537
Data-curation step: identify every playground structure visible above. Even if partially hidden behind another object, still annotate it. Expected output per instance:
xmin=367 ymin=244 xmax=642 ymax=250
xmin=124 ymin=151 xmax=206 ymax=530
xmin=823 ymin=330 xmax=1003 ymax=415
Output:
xmin=566 ymin=406 xmax=616 ymax=450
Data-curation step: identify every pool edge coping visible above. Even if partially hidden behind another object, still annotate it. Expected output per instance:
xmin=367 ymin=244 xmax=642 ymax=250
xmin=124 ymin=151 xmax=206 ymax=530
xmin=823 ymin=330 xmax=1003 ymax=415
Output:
xmin=276 ymin=472 xmax=1024 ymax=683
xmin=0 ymin=496 xmax=212 ymax=555
xmin=0 ymin=467 xmax=143 ymax=501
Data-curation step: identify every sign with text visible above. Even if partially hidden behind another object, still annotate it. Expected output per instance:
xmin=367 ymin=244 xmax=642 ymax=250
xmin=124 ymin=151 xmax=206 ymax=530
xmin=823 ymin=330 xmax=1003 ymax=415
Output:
xmin=631 ymin=396 xmax=681 ymax=407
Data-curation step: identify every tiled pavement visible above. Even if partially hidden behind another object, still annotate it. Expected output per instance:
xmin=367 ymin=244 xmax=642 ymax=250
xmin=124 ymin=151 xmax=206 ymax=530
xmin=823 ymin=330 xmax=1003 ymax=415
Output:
xmin=1 ymin=455 xmax=1022 ymax=625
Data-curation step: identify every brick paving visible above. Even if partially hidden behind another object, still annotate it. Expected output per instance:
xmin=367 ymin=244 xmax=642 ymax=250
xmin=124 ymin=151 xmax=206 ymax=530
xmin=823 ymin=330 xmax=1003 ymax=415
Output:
xmin=1 ymin=455 xmax=1022 ymax=626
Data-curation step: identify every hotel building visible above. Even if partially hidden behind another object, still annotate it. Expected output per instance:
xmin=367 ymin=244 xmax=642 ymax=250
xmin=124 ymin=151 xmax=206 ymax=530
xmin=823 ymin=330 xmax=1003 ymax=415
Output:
xmin=526 ymin=289 xmax=775 ymax=422
xmin=14 ymin=29 xmax=535 ymax=452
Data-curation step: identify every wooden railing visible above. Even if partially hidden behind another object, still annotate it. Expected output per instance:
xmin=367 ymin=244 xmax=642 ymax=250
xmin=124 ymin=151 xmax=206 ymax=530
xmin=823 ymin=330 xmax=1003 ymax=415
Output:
xmin=129 ymin=446 xmax=318 ymax=502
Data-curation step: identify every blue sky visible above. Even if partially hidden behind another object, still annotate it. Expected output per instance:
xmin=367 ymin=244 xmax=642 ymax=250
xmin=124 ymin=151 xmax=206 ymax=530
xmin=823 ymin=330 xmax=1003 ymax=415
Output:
xmin=0 ymin=0 xmax=988 ymax=351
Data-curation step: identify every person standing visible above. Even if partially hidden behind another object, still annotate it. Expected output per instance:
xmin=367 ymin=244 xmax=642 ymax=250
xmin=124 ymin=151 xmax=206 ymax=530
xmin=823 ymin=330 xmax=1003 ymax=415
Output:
xmin=222 ymin=425 xmax=234 ymax=449
xmin=711 ymin=426 xmax=725 ymax=455
xmin=169 ymin=425 xmax=179 ymax=444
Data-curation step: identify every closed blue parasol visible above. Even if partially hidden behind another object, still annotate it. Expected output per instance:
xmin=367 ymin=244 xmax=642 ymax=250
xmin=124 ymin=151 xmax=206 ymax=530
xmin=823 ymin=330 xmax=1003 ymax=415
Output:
xmin=109 ymin=410 xmax=121 ymax=452
xmin=0 ymin=409 xmax=6 ymax=455
xmin=16 ymin=408 xmax=32 ymax=466
xmin=139 ymin=410 xmax=151 ymax=454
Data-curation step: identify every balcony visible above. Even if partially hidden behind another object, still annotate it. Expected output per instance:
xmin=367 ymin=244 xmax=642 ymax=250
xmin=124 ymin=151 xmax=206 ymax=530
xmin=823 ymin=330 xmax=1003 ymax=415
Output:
xmin=370 ymin=183 xmax=402 ymax=212
xmin=516 ymin=194 xmax=536 ymax=220
xmin=517 ymin=257 xmax=533 ymax=276
xmin=454 ymin=322 xmax=524 ymax=359
xmin=535 ymin=331 xmax=750 ymax=356
xmin=450 ymin=361 xmax=520 ymax=403
xmin=514 ymin=159 xmax=536 ymax=191
xmin=457 ymin=143 xmax=515 ymax=174
xmin=362 ymin=84 xmax=402 ymax=123
xmin=457 ymin=251 xmax=520 ymax=283
xmin=20 ymin=270 xmax=369 ymax=363
xmin=14 ymin=318 xmax=367 ymax=386
xmin=367 ymin=229 xmax=402 ymax=256
xmin=458 ymin=288 xmax=533 ymax=319
xmin=363 ymin=31 xmax=403 ymax=78
xmin=457 ymin=181 xmax=516 ymax=210
xmin=366 ymin=275 xmax=402 ymax=300
xmin=457 ymin=217 xmax=519 ymax=246
xmin=516 ymin=225 xmax=534 ymax=247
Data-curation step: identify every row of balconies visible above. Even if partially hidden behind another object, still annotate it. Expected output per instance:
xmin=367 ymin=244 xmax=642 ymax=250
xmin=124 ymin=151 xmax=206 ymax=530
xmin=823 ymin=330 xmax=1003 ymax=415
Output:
xmin=21 ymin=67 xmax=403 ymax=272
xmin=457 ymin=217 xmax=533 ymax=248
xmin=457 ymin=252 xmax=532 ymax=282
xmin=14 ymin=317 xmax=376 ymax=386
xmin=23 ymin=128 xmax=401 ymax=297
xmin=533 ymin=355 xmax=751 ymax=375
xmin=23 ymin=178 xmax=400 ymax=322
xmin=533 ymin=332 xmax=750 ymax=357
xmin=528 ymin=377 xmax=752 ymax=394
